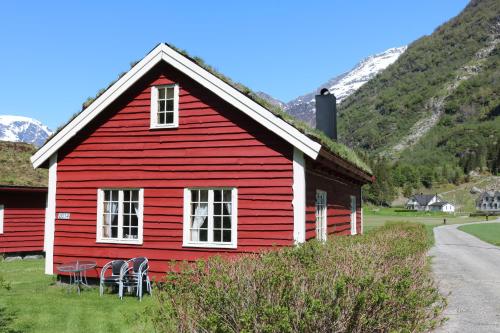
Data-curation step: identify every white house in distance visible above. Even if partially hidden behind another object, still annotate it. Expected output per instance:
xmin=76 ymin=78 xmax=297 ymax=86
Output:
xmin=476 ymin=190 xmax=500 ymax=212
xmin=406 ymin=194 xmax=455 ymax=213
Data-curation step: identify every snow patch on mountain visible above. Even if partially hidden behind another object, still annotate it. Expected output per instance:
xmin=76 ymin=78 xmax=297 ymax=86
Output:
xmin=0 ymin=115 xmax=52 ymax=147
xmin=284 ymin=46 xmax=407 ymax=124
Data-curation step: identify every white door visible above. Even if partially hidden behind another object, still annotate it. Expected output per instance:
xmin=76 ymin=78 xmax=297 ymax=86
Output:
xmin=315 ymin=190 xmax=327 ymax=241
xmin=350 ymin=196 xmax=357 ymax=235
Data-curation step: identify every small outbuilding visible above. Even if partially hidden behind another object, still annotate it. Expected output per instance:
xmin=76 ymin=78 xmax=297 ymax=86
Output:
xmin=406 ymin=194 xmax=455 ymax=213
xmin=0 ymin=185 xmax=47 ymax=255
xmin=428 ymin=201 xmax=455 ymax=213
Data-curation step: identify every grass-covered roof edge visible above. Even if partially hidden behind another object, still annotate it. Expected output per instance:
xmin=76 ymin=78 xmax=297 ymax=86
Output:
xmin=38 ymin=43 xmax=372 ymax=175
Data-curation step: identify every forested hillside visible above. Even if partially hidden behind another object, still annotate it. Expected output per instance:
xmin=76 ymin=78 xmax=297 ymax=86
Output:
xmin=337 ymin=0 xmax=499 ymax=204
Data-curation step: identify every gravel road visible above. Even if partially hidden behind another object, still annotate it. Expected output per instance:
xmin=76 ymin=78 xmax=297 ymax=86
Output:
xmin=430 ymin=221 xmax=500 ymax=332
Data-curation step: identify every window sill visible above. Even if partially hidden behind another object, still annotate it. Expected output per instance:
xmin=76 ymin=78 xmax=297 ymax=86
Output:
xmin=96 ymin=239 xmax=143 ymax=245
xmin=150 ymin=124 xmax=178 ymax=130
xmin=182 ymin=242 xmax=237 ymax=249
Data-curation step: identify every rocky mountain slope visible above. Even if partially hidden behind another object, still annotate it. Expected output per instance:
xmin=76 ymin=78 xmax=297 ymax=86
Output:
xmin=0 ymin=115 xmax=52 ymax=147
xmin=281 ymin=46 xmax=407 ymax=124
xmin=338 ymin=0 xmax=499 ymax=157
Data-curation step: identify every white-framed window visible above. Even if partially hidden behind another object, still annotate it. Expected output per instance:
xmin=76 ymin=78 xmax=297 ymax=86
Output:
xmin=0 ymin=204 xmax=4 ymax=234
xmin=183 ymin=188 xmax=238 ymax=249
xmin=96 ymin=189 xmax=144 ymax=244
xmin=350 ymin=195 xmax=357 ymax=235
xmin=315 ymin=190 xmax=327 ymax=241
xmin=150 ymin=84 xmax=179 ymax=129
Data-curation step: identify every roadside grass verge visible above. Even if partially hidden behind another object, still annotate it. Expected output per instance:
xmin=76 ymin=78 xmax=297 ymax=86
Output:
xmin=151 ymin=223 xmax=445 ymax=332
xmin=364 ymin=206 xmax=458 ymax=217
xmin=458 ymin=223 xmax=500 ymax=246
xmin=363 ymin=207 xmax=483 ymax=234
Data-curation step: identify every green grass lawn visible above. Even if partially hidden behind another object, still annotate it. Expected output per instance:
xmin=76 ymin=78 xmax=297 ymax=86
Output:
xmin=458 ymin=223 xmax=500 ymax=246
xmin=364 ymin=207 xmax=485 ymax=233
xmin=0 ymin=259 xmax=153 ymax=333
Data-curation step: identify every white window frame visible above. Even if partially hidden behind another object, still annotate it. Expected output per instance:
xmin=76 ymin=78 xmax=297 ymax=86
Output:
xmin=183 ymin=188 xmax=238 ymax=249
xmin=350 ymin=195 xmax=357 ymax=235
xmin=315 ymin=190 xmax=327 ymax=241
xmin=0 ymin=204 xmax=4 ymax=234
xmin=96 ymin=188 xmax=144 ymax=245
xmin=150 ymin=84 xmax=179 ymax=129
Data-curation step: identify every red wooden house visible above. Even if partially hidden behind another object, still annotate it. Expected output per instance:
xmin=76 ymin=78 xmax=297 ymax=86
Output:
xmin=0 ymin=185 xmax=47 ymax=255
xmin=31 ymin=44 xmax=372 ymax=277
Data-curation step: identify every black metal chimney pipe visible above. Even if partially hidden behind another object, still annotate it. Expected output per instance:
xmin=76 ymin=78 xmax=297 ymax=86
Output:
xmin=315 ymin=88 xmax=337 ymax=140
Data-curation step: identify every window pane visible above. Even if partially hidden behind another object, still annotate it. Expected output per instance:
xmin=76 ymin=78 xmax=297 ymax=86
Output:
xmin=104 ymin=190 xmax=110 ymax=201
xmin=223 ymin=230 xmax=231 ymax=242
xmin=111 ymin=214 xmax=118 ymax=226
xmin=111 ymin=227 xmax=118 ymax=238
xmin=124 ymin=191 xmax=130 ymax=201
xmin=223 ymin=203 xmax=231 ymax=215
xmin=159 ymin=100 xmax=166 ymax=112
xmin=131 ymin=214 xmax=138 ymax=227
xmin=214 ymin=190 xmax=222 ymax=202
xmin=158 ymin=112 xmax=165 ymax=124
xmin=123 ymin=227 xmax=129 ymax=238
xmin=166 ymin=100 xmax=174 ymax=111
xmin=166 ymin=87 xmax=174 ymax=99
xmin=223 ymin=216 xmax=231 ymax=228
xmin=223 ymin=190 xmax=232 ymax=202
xmin=214 ymin=230 xmax=221 ymax=242
xmin=132 ymin=191 xmax=139 ymax=202
xmin=191 ymin=190 xmax=198 ymax=202
xmin=130 ymin=227 xmax=138 ymax=238
xmin=158 ymin=87 xmax=166 ymax=99
xmin=200 ymin=229 xmax=208 ymax=242
xmin=165 ymin=112 xmax=174 ymax=124
xmin=124 ymin=202 xmax=130 ymax=214
xmin=103 ymin=226 xmax=110 ymax=238
xmin=214 ymin=203 xmax=222 ymax=215
xmin=200 ymin=190 xmax=208 ymax=202
xmin=214 ymin=216 xmax=221 ymax=229
xmin=112 ymin=190 xmax=118 ymax=201
xmin=123 ymin=214 xmax=130 ymax=226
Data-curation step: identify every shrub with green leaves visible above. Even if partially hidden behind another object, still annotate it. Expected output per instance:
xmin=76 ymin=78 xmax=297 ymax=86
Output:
xmin=150 ymin=223 xmax=445 ymax=332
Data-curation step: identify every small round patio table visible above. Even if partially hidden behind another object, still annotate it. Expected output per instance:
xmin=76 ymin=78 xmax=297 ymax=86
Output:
xmin=57 ymin=260 xmax=97 ymax=294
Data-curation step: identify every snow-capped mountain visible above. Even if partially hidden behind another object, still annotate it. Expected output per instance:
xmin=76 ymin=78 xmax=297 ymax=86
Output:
xmin=0 ymin=115 xmax=52 ymax=147
xmin=282 ymin=46 xmax=407 ymax=124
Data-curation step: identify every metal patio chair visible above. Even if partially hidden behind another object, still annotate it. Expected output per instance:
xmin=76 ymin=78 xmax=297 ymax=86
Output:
xmin=121 ymin=257 xmax=152 ymax=300
xmin=99 ymin=259 xmax=127 ymax=297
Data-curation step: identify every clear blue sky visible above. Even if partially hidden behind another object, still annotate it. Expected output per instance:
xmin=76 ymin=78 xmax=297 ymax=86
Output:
xmin=0 ymin=0 xmax=468 ymax=130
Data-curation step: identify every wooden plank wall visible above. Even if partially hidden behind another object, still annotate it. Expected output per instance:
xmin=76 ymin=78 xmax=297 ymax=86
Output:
xmin=305 ymin=165 xmax=362 ymax=241
xmin=54 ymin=62 xmax=295 ymax=277
xmin=0 ymin=190 xmax=46 ymax=253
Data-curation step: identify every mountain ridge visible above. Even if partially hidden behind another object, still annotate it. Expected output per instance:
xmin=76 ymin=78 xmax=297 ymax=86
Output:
xmin=0 ymin=115 xmax=52 ymax=147
xmin=257 ymin=46 xmax=407 ymax=125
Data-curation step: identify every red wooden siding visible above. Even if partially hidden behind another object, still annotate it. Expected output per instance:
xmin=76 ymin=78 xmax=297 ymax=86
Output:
xmin=305 ymin=161 xmax=362 ymax=241
xmin=54 ymin=62 xmax=295 ymax=277
xmin=0 ymin=189 xmax=46 ymax=253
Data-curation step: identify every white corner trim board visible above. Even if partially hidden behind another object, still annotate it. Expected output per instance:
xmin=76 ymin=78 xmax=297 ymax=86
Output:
xmin=293 ymin=148 xmax=306 ymax=244
xmin=31 ymin=43 xmax=321 ymax=169
xmin=0 ymin=204 xmax=4 ymax=234
xmin=44 ymin=153 xmax=57 ymax=275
